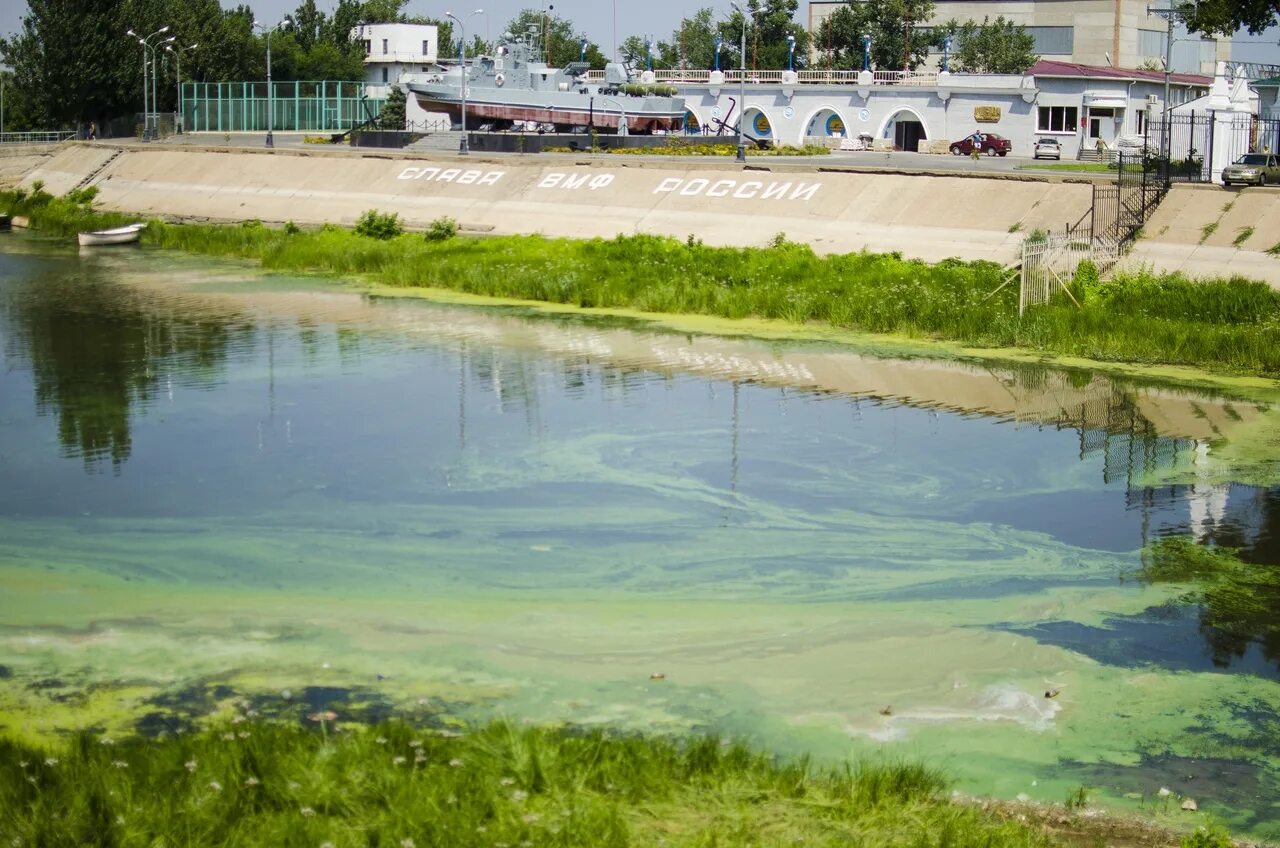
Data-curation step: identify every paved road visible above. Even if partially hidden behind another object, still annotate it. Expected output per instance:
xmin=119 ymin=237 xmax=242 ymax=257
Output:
xmin=108 ymin=132 xmax=1105 ymax=178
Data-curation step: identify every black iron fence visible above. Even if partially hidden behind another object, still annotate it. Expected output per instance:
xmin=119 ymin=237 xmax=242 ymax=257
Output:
xmin=1145 ymin=114 xmax=1280 ymax=184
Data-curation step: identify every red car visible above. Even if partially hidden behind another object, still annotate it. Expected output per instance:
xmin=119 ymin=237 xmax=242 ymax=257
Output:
xmin=949 ymin=133 xmax=1012 ymax=157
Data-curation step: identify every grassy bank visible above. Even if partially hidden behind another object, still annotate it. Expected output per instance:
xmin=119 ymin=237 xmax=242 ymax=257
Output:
xmin=0 ymin=719 xmax=1058 ymax=848
xmin=7 ymin=188 xmax=1280 ymax=377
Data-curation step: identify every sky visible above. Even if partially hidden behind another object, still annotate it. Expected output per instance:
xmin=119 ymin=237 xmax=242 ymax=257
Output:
xmin=1 ymin=0 xmax=1277 ymax=65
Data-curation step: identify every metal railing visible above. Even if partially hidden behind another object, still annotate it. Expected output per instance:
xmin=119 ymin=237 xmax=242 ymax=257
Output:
xmin=0 ymin=131 xmax=77 ymax=144
xmin=579 ymin=68 xmax=939 ymax=86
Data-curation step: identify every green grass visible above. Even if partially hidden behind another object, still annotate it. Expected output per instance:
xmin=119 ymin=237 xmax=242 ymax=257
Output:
xmin=0 ymin=719 xmax=1055 ymax=848
xmin=1020 ymin=163 xmax=1116 ymax=173
xmin=1200 ymin=222 xmax=1219 ymax=243
xmin=10 ymin=190 xmax=1280 ymax=376
xmin=1233 ymin=226 xmax=1255 ymax=248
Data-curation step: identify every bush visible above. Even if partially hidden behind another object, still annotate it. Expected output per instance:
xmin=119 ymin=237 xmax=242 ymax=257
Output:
xmin=355 ymin=209 xmax=403 ymax=240
xmin=284 ymin=220 xmax=301 ymax=235
xmin=425 ymin=216 xmax=458 ymax=242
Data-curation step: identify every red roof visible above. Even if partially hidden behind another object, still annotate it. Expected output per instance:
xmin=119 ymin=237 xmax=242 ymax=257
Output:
xmin=1029 ymin=59 xmax=1210 ymax=86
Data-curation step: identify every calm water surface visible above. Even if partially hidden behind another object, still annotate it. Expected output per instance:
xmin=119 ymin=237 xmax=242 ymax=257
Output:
xmin=1 ymin=237 xmax=1279 ymax=837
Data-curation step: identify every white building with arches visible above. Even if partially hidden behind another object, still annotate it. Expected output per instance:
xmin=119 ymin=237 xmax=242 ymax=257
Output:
xmin=670 ymin=61 xmax=1211 ymax=159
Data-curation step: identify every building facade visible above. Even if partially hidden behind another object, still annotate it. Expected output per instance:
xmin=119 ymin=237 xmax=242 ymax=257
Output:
xmin=352 ymin=23 xmax=439 ymax=96
xmin=807 ymin=0 xmax=1228 ymax=74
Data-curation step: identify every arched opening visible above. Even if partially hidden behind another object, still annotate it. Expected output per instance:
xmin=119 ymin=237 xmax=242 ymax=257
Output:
xmin=880 ymin=108 xmax=928 ymax=152
xmin=685 ymin=109 xmax=702 ymax=135
xmin=805 ymin=108 xmax=847 ymax=139
xmin=744 ymin=107 xmax=772 ymax=141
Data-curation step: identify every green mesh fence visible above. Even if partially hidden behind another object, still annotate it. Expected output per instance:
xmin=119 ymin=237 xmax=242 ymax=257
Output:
xmin=181 ymin=81 xmax=387 ymax=132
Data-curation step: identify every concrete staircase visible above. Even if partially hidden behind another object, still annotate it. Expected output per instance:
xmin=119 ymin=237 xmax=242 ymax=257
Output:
xmin=405 ymin=131 xmax=463 ymax=154
xmin=71 ymin=148 xmax=123 ymax=191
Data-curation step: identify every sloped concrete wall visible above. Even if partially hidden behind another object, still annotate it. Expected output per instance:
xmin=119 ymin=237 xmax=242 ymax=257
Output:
xmin=23 ymin=143 xmax=1095 ymax=264
xmin=1122 ymin=184 xmax=1280 ymax=284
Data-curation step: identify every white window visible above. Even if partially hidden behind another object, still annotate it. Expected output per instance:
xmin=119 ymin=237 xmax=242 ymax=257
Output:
xmin=381 ymin=67 xmax=388 ymax=82
xmin=1134 ymin=110 xmax=1147 ymax=136
xmin=423 ymin=40 xmax=430 ymax=55
xmin=382 ymin=38 xmax=388 ymax=54
xmin=363 ymin=40 xmax=371 ymax=55
xmin=1037 ymin=106 xmax=1078 ymax=133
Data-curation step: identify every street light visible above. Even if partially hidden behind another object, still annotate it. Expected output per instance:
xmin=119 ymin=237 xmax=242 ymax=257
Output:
xmin=601 ymin=96 xmax=628 ymax=136
xmin=862 ymin=34 xmax=871 ymax=71
xmin=729 ymin=1 xmax=747 ymax=163
xmin=153 ymin=34 xmax=175 ymax=133
xmin=941 ymin=35 xmax=953 ymax=72
xmin=166 ymin=42 xmax=198 ymax=134
xmin=254 ymin=18 xmax=290 ymax=149
xmin=446 ymin=11 xmax=469 ymax=155
xmin=128 ymin=26 xmax=170 ymax=141
xmin=786 ymin=33 xmax=796 ymax=72
xmin=0 ymin=63 xmax=9 ymax=136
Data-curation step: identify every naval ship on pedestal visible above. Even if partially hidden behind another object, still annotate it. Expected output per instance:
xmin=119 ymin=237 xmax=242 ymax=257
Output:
xmin=406 ymin=28 xmax=686 ymax=134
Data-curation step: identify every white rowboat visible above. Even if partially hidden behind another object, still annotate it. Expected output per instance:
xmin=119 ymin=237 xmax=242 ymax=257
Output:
xmin=78 ymin=222 xmax=146 ymax=247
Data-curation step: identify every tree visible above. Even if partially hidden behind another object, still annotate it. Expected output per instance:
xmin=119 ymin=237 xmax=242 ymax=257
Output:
xmin=502 ymin=9 xmax=606 ymax=68
xmin=1181 ymin=0 xmax=1278 ymax=36
xmin=378 ymin=84 xmax=405 ymax=129
xmin=292 ymin=0 xmax=325 ymax=51
xmin=743 ymin=0 xmax=809 ymax=70
xmin=814 ymin=0 xmax=936 ymax=71
xmin=939 ymin=16 xmax=1038 ymax=74
xmin=0 ymin=0 xmax=137 ymax=129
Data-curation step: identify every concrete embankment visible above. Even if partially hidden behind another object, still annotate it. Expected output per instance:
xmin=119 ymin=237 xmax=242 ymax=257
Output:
xmin=20 ymin=142 xmax=1094 ymax=265
xmin=1121 ymin=183 xmax=1280 ymax=284
xmin=0 ymin=144 xmax=63 ymax=190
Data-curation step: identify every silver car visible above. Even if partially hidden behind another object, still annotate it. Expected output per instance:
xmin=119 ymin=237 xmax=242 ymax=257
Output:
xmin=1033 ymin=137 xmax=1061 ymax=160
xmin=1222 ymin=153 xmax=1280 ymax=187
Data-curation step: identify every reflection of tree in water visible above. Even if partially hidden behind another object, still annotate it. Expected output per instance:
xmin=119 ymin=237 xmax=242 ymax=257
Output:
xmin=1139 ymin=536 xmax=1280 ymax=670
xmin=1 ymin=271 xmax=249 ymax=470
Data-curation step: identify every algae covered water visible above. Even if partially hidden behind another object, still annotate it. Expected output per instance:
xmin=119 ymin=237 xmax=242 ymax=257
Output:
xmin=1 ymin=236 xmax=1279 ymax=839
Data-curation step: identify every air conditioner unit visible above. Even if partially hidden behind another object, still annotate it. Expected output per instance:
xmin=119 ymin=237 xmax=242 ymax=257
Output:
xmin=1147 ymin=94 xmax=1159 ymax=105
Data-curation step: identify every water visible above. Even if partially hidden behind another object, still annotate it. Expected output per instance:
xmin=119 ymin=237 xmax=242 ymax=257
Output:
xmin=2 ymin=236 xmax=1279 ymax=837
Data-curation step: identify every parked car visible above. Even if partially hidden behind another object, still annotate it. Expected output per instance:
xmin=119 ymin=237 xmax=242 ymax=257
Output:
xmin=1033 ymin=137 xmax=1061 ymax=160
xmin=949 ymin=132 xmax=1012 ymax=157
xmin=1222 ymin=153 xmax=1280 ymax=187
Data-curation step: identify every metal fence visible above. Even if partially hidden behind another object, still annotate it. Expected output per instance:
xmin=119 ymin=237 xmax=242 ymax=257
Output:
xmin=180 ymin=81 xmax=386 ymax=133
xmin=1020 ymin=154 xmax=1158 ymax=314
xmin=0 ymin=131 xmax=77 ymax=144
xmin=1146 ymin=113 xmax=1213 ymax=183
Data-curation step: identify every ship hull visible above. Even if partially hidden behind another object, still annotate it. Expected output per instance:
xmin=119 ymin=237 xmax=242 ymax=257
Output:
xmin=408 ymin=88 xmax=685 ymax=133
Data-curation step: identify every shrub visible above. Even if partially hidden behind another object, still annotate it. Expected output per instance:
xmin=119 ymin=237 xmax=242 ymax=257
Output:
xmin=424 ymin=216 xmax=458 ymax=242
xmin=284 ymin=220 xmax=301 ymax=235
xmin=354 ymin=209 xmax=404 ymax=240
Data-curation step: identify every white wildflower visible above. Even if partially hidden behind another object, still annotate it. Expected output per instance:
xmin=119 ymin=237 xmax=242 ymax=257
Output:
xmin=112 ymin=761 xmax=128 ymax=769
xmin=43 ymin=758 xmax=58 ymax=767
xmin=288 ymin=781 xmax=301 ymax=791
xmin=245 ymin=776 xmax=260 ymax=786
xmin=500 ymin=777 xmax=515 ymax=786
xmin=393 ymin=756 xmax=407 ymax=765
xmin=232 ymin=715 xmax=246 ymax=725
xmin=209 ymin=781 xmax=223 ymax=792
xmin=448 ymin=758 xmax=463 ymax=768
xmin=401 ymin=840 xmax=416 ymax=848
xmin=185 ymin=760 xmax=198 ymax=772
xmin=237 ymin=731 xmax=250 ymax=739
xmin=510 ymin=789 xmax=528 ymax=802
xmin=300 ymin=807 xmax=316 ymax=817
xmin=476 ymin=826 xmax=487 ymax=834
xmin=222 ymin=733 xmax=236 ymax=741
xmin=376 ymin=737 xmax=388 ymax=745
xmin=408 ymin=740 xmax=423 ymax=748
xmin=115 ymin=815 xmax=125 ymax=825
xmin=99 ymin=737 xmax=115 ymax=746
xmin=521 ymin=813 xmax=540 ymax=824
xmin=414 ymin=752 xmax=427 ymax=764
xmin=18 ymin=761 xmax=28 ymax=769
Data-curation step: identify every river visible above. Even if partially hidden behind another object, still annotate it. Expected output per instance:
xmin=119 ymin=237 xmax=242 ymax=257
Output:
xmin=1 ymin=234 xmax=1278 ymax=839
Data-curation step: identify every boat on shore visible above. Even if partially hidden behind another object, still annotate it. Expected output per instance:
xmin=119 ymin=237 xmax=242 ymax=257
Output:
xmin=406 ymin=29 xmax=685 ymax=134
xmin=78 ymin=222 xmax=146 ymax=247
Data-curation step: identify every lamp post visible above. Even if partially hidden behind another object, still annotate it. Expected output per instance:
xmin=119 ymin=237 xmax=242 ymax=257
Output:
xmin=941 ymin=35 xmax=953 ymax=72
xmin=729 ymin=1 xmax=747 ymax=163
xmin=862 ymin=34 xmax=871 ymax=71
xmin=153 ymin=35 xmax=174 ymax=133
xmin=129 ymin=26 xmax=170 ymax=140
xmin=254 ymin=19 xmax=289 ymax=148
xmin=446 ymin=11 xmax=469 ymax=155
xmin=1147 ymin=4 xmax=1193 ymax=160
xmin=165 ymin=42 xmax=197 ymax=134
xmin=602 ymin=96 xmax=628 ymax=136
xmin=0 ymin=63 xmax=9 ymax=136
xmin=714 ymin=34 xmax=723 ymax=72
xmin=786 ymin=33 xmax=795 ymax=72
